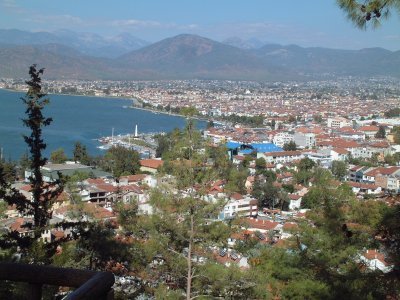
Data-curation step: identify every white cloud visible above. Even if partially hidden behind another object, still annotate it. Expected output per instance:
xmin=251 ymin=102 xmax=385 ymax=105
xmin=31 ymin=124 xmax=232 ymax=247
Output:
xmin=110 ymin=19 xmax=162 ymax=28
xmin=384 ymin=35 xmax=400 ymax=40
xmin=24 ymin=14 xmax=84 ymax=25
xmin=1 ymin=0 xmax=17 ymax=8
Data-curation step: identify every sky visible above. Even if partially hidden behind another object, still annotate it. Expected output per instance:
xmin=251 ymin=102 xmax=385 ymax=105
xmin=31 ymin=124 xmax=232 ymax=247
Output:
xmin=0 ymin=0 xmax=399 ymax=50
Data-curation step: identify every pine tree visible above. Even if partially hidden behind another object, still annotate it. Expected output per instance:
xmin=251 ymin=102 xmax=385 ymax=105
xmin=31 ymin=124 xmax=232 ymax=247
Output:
xmin=21 ymin=65 xmax=62 ymax=233
xmin=337 ymin=0 xmax=400 ymax=29
xmin=0 ymin=65 xmax=63 ymax=256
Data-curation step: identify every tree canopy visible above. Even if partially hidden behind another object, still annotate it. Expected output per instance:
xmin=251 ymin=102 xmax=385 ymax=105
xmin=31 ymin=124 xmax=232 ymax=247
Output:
xmin=337 ymin=0 xmax=400 ymax=29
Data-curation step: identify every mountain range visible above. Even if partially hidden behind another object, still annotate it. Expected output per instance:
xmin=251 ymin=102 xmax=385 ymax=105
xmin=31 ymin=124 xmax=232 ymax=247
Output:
xmin=0 ymin=29 xmax=399 ymax=81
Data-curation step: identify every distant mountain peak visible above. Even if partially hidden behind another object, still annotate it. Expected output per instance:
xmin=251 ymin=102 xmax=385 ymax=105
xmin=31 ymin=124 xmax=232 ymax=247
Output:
xmin=222 ymin=36 xmax=265 ymax=49
xmin=0 ymin=30 xmax=398 ymax=80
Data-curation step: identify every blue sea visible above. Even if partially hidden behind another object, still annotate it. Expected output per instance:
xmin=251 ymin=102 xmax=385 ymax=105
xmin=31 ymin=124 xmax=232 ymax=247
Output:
xmin=0 ymin=89 xmax=205 ymax=161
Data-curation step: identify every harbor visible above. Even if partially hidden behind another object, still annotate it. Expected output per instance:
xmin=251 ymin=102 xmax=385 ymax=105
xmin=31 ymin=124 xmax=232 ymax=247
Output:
xmin=97 ymin=125 xmax=159 ymax=158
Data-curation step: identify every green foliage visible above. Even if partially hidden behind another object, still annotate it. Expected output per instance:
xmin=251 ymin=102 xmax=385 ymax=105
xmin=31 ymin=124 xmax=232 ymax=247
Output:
xmin=114 ymin=201 xmax=138 ymax=233
xmin=195 ymin=263 xmax=261 ymax=298
xmin=0 ymin=159 xmax=16 ymax=183
xmin=379 ymin=204 xmax=400 ymax=266
xmin=179 ymin=106 xmax=199 ymax=117
xmin=101 ymin=145 xmax=140 ymax=177
xmin=313 ymin=114 xmax=323 ymax=123
xmin=18 ymin=152 xmax=30 ymax=179
xmin=221 ymin=114 xmax=264 ymax=127
xmin=206 ymin=144 xmax=232 ymax=178
xmin=282 ymin=183 xmax=295 ymax=193
xmin=255 ymin=157 xmax=266 ymax=170
xmin=241 ymin=155 xmax=253 ymax=168
xmin=331 ymin=160 xmax=348 ymax=180
xmin=302 ymin=170 xmax=354 ymax=210
xmin=224 ymin=167 xmax=248 ymax=194
xmin=251 ymin=177 xmax=279 ymax=209
xmin=337 ymin=0 xmax=400 ymax=29
xmin=73 ymin=141 xmax=91 ymax=165
xmin=294 ymin=170 xmax=313 ymax=185
xmin=50 ymin=148 xmax=68 ymax=164
xmin=391 ymin=126 xmax=400 ymax=144
xmin=76 ymin=222 xmax=132 ymax=271
xmin=0 ymin=66 xmax=64 ymax=251
xmin=384 ymin=153 xmax=400 ymax=165
xmin=297 ymin=157 xmax=316 ymax=172
xmin=283 ymin=141 xmax=297 ymax=151
xmin=385 ymin=107 xmax=400 ymax=118
xmin=375 ymin=125 xmax=386 ymax=139
xmin=154 ymin=133 xmax=171 ymax=158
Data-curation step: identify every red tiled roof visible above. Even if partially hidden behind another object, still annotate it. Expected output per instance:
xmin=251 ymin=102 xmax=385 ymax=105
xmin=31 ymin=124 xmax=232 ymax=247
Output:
xmin=140 ymin=159 xmax=164 ymax=169
xmin=119 ymin=174 xmax=147 ymax=182
xmin=332 ymin=148 xmax=349 ymax=155
xmin=363 ymin=249 xmax=391 ymax=266
xmin=347 ymin=181 xmax=380 ymax=190
xmin=288 ymin=194 xmax=301 ymax=200
xmin=231 ymin=192 xmax=244 ymax=200
xmin=295 ymin=127 xmax=323 ymax=134
xmin=359 ymin=125 xmax=379 ymax=132
xmin=84 ymin=203 xmax=115 ymax=219
xmin=96 ymin=183 xmax=118 ymax=193
xmin=121 ymin=184 xmax=142 ymax=194
xmin=244 ymin=218 xmax=280 ymax=231
xmin=86 ymin=178 xmax=106 ymax=185
xmin=365 ymin=167 xmax=400 ymax=177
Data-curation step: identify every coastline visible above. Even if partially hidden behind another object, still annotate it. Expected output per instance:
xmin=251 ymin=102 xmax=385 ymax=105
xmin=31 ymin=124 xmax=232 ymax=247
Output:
xmin=0 ymin=87 xmax=211 ymax=123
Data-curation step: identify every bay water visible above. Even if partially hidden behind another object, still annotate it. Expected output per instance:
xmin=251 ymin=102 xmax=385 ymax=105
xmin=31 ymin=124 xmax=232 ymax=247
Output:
xmin=0 ymin=89 xmax=205 ymax=161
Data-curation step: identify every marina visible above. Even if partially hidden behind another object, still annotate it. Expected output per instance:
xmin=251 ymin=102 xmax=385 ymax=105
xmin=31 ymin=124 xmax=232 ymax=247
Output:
xmin=97 ymin=126 xmax=159 ymax=158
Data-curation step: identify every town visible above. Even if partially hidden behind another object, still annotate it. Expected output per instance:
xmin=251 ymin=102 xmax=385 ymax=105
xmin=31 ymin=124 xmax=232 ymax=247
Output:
xmin=0 ymin=74 xmax=399 ymax=298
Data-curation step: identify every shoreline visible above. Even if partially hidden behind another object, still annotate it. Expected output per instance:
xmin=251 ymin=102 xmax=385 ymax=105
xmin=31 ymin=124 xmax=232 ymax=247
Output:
xmin=0 ymin=86 xmax=212 ymax=123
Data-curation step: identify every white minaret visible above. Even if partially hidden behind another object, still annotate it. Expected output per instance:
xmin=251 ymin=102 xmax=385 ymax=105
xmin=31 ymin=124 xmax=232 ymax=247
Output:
xmin=135 ymin=124 xmax=138 ymax=137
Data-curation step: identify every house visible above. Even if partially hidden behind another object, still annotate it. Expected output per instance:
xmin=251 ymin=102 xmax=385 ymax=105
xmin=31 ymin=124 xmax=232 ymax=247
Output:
xmin=273 ymin=132 xmax=294 ymax=148
xmin=359 ymin=249 xmax=393 ymax=273
xmin=374 ymin=168 xmax=400 ymax=193
xmin=363 ymin=167 xmax=400 ymax=184
xmin=219 ymin=194 xmax=258 ymax=220
xmin=336 ymin=127 xmax=365 ymax=141
xmin=293 ymin=132 xmax=316 ymax=149
xmin=330 ymin=148 xmax=349 ymax=161
xmin=242 ymin=218 xmax=280 ymax=234
xmin=24 ymin=162 xmax=112 ymax=183
xmin=347 ymin=181 xmax=382 ymax=195
xmin=288 ymin=194 xmax=302 ymax=210
xmin=258 ymin=151 xmax=303 ymax=164
xmin=358 ymin=125 xmax=379 ymax=139
xmin=348 ymin=166 xmax=374 ymax=183
xmin=327 ymin=117 xmax=351 ymax=128
xmin=139 ymin=159 xmax=164 ymax=174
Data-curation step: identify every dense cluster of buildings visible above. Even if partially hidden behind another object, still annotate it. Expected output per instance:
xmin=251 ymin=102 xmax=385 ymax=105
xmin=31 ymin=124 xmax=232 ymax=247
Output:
xmin=1 ymin=77 xmax=399 ymax=279
xmin=1 ymin=76 xmax=399 ymax=120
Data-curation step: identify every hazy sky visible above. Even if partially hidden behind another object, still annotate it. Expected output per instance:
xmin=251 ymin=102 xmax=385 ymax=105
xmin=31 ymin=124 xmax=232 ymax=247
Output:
xmin=1 ymin=0 xmax=399 ymax=50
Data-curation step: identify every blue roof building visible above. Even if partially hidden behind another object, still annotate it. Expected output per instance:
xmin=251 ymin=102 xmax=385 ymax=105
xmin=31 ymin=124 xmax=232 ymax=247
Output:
xmin=226 ymin=142 xmax=283 ymax=159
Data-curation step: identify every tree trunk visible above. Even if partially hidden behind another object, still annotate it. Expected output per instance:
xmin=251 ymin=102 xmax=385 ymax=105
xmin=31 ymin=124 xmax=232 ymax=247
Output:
xmin=186 ymin=213 xmax=194 ymax=300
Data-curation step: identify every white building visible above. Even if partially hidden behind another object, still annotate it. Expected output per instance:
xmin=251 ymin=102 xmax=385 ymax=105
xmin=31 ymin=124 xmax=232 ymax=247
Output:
xmin=273 ymin=132 xmax=294 ymax=148
xmin=327 ymin=117 xmax=351 ymax=128
xmin=293 ymin=132 xmax=316 ymax=149
xmin=218 ymin=194 xmax=258 ymax=220
xmin=359 ymin=249 xmax=393 ymax=273
xmin=257 ymin=151 xmax=303 ymax=164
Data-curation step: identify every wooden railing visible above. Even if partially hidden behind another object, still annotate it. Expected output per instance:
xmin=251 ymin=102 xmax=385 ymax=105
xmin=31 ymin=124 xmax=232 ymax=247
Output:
xmin=0 ymin=262 xmax=115 ymax=299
